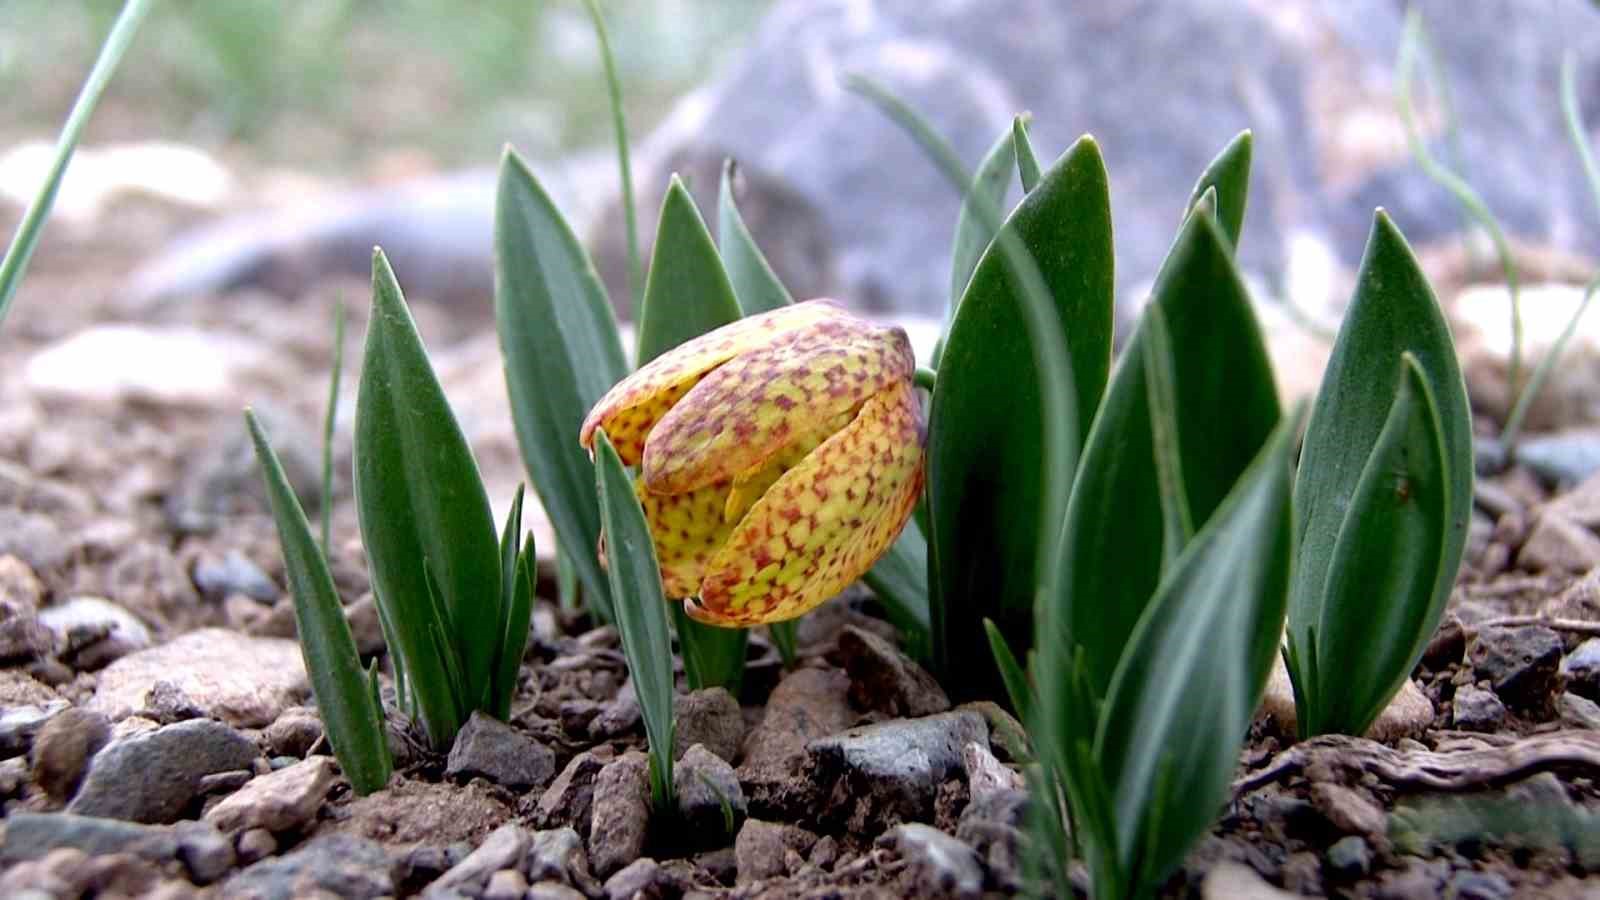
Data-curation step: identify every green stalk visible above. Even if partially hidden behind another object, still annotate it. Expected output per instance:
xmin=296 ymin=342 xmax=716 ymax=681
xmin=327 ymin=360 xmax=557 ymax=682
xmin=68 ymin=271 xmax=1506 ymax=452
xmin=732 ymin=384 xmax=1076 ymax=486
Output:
xmin=0 ymin=0 xmax=154 ymax=330
xmin=582 ymin=0 xmax=644 ymax=323
xmin=321 ymin=298 xmax=347 ymax=556
xmin=1397 ymin=9 xmax=1522 ymax=410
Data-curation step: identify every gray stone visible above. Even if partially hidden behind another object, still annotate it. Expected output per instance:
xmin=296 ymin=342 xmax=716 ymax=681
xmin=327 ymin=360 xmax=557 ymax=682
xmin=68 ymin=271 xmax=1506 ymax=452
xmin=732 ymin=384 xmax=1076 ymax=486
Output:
xmin=173 ymin=820 xmax=236 ymax=884
xmin=38 ymin=596 xmax=152 ymax=671
xmin=143 ymin=679 xmax=205 ymax=724
xmin=524 ymin=826 xmax=601 ymax=890
xmin=960 ymin=740 xmax=1021 ymax=804
xmin=604 ymin=857 xmax=675 ymax=900
xmin=588 ymin=751 xmax=652 ymax=879
xmin=192 ymin=550 xmax=279 ymax=604
xmin=886 ymin=823 xmax=982 ymax=900
xmin=589 ymin=677 xmax=641 ymax=739
xmin=205 ymin=756 xmax=337 ymax=833
xmin=672 ymin=687 xmax=744 ymax=762
xmin=0 ymin=811 xmax=177 ymax=864
xmin=955 ymin=788 xmax=1028 ymax=894
xmin=68 ymin=718 xmax=259 ymax=823
xmin=528 ymin=883 xmax=591 ymax=900
xmin=807 ymin=710 xmax=988 ymax=830
xmin=1558 ymin=691 xmax=1600 ymax=730
xmin=734 ymin=819 xmax=816 ymax=883
xmin=532 ymin=748 xmax=611 ymax=834
xmin=1447 ymin=870 xmax=1514 ymax=900
xmin=30 ymin=706 xmax=111 ymax=800
xmin=1202 ymin=861 xmax=1304 ymax=900
xmin=164 ymin=403 xmax=321 ymax=536
xmin=0 ymin=508 xmax=69 ymax=573
xmin=836 ymin=624 xmax=949 ymax=718
xmin=264 ymin=706 xmax=324 ymax=758
xmin=737 ymin=666 xmax=854 ymax=815
xmin=235 ymin=828 xmax=278 ymax=865
xmin=674 ymin=743 xmax=747 ymax=840
xmin=1309 ymin=783 xmax=1386 ymax=838
xmin=1518 ymin=429 xmax=1600 ymax=486
xmin=1452 ymin=684 xmax=1508 ymax=732
xmin=526 ymin=826 xmax=601 ymax=896
xmin=1562 ymin=638 xmax=1600 ymax=701
xmin=484 ymin=868 xmax=530 ymax=900
xmin=86 ymin=628 xmax=307 ymax=727
xmin=1516 ymin=512 xmax=1600 ymax=573
xmin=0 ymin=699 xmax=68 ymax=758
xmin=446 ymin=710 xmax=556 ymax=789
xmin=1469 ymin=625 xmax=1564 ymax=711
xmin=224 ymin=833 xmax=393 ymax=900
xmin=1325 ymin=835 xmax=1372 ymax=880
xmin=428 ymin=823 xmax=531 ymax=895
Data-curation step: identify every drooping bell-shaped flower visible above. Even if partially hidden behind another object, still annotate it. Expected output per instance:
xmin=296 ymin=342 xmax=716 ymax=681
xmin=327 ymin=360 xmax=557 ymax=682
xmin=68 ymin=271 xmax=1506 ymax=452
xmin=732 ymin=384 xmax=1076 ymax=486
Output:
xmin=580 ymin=300 xmax=925 ymax=627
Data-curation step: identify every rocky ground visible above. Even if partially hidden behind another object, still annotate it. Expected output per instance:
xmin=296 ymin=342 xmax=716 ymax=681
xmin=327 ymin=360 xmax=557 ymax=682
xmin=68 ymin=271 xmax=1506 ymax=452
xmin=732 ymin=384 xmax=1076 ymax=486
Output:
xmin=2 ymin=187 xmax=1600 ymax=900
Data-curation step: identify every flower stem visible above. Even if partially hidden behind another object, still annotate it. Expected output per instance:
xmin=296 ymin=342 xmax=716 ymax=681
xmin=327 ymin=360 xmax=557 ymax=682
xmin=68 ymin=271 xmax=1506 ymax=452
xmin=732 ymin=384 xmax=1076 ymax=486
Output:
xmin=914 ymin=367 xmax=938 ymax=393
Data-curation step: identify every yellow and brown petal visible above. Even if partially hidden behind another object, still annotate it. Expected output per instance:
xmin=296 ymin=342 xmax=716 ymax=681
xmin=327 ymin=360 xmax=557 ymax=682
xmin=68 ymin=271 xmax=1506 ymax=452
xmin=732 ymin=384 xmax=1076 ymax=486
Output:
xmin=580 ymin=300 xmax=926 ymax=628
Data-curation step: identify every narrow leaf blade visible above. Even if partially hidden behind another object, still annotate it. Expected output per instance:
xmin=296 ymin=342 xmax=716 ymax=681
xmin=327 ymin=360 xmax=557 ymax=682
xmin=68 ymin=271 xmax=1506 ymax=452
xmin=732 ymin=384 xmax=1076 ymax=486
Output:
xmin=948 ymin=122 xmax=1020 ymax=312
xmin=718 ymin=159 xmax=793 ymax=315
xmin=594 ymin=429 xmax=677 ymax=809
xmin=1184 ymin=130 xmax=1252 ymax=249
xmin=929 ymin=137 xmax=1113 ymax=693
xmin=1309 ymin=355 xmax=1451 ymax=736
xmin=1014 ymin=116 xmax=1042 ymax=193
xmin=636 ymin=175 xmax=745 ymax=365
xmin=248 ymin=410 xmax=391 ymax=794
xmin=495 ymin=149 xmax=629 ymax=623
xmin=355 ymin=250 xmax=502 ymax=748
xmin=1094 ymin=413 xmax=1296 ymax=891
xmin=1289 ymin=212 xmax=1473 ymax=735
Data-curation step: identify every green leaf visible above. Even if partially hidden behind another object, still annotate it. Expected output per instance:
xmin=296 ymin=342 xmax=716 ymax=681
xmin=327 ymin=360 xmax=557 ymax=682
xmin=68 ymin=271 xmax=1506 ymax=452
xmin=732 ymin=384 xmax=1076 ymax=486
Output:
xmin=1288 ymin=211 xmax=1472 ymax=737
xmin=1054 ymin=206 xmax=1278 ymax=721
xmin=0 ymin=0 xmax=152 ymax=330
xmin=1091 ymin=411 xmax=1296 ymax=894
xmin=355 ymin=249 xmax=502 ymax=749
xmin=636 ymin=174 xmax=745 ymax=365
xmin=248 ymin=410 xmax=391 ymax=795
xmin=673 ymin=605 xmax=749 ymax=695
xmin=1306 ymin=355 xmax=1449 ymax=736
xmin=768 ymin=620 xmax=798 ymax=668
xmin=718 ymin=159 xmax=793 ymax=315
xmin=635 ymin=184 xmax=748 ymax=692
xmin=861 ymin=520 xmax=932 ymax=661
xmin=1141 ymin=304 xmax=1194 ymax=570
xmin=985 ymin=617 xmax=1034 ymax=726
xmin=594 ymin=429 xmax=677 ymax=810
xmin=1014 ymin=116 xmax=1042 ymax=193
xmin=491 ymin=490 xmax=535 ymax=719
xmin=582 ymin=0 xmax=643 ymax=317
xmin=928 ymin=137 xmax=1113 ymax=690
xmin=1184 ymin=130 xmax=1252 ymax=248
xmin=949 ymin=121 xmax=1019 ymax=312
xmin=495 ymin=148 xmax=628 ymax=624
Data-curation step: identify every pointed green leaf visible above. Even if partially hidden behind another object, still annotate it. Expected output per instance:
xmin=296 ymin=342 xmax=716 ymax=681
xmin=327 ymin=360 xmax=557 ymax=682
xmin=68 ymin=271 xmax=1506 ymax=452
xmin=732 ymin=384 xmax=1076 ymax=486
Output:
xmin=1305 ymin=356 xmax=1451 ymax=736
xmin=862 ymin=520 xmax=932 ymax=660
xmin=1141 ymin=304 xmax=1194 ymax=570
xmin=495 ymin=148 xmax=628 ymax=624
xmin=1289 ymin=212 xmax=1472 ymax=736
xmin=1092 ymin=412 xmax=1295 ymax=893
xmin=492 ymin=535 xmax=536 ymax=720
xmin=673 ymin=604 xmax=749 ymax=695
xmin=248 ymin=410 xmax=391 ymax=795
xmin=1054 ymin=207 xmax=1279 ymax=718
xmin=1014 ymin=116 xmax=1042 ymax=193
xmin=0 ymin=0 xmax=152 ymax=330
xmin=594 ymin=429 xmax=677 ymax=810
xmin=635 ymin=175 xmax=745 ymax=365
xmin=355 ymin=249 xmax=502 ymax=749
xmin=985 ymin=617 xmax=1034 ymax=726
xmin=948 ymin=122 xmax=1019 ymax=312
xmin=928 ymin=137 xmax=1113 ymax=690
xmin=1185 ymin=130 xmax=1252 ymax=249
xmin=718 ymin=159 xmax=793 ymax=315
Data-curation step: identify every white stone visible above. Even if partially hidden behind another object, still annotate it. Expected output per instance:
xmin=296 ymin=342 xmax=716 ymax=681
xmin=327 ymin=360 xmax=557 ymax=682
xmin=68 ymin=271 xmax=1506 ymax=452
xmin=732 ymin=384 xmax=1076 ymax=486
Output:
xmin=24 ymin=325 xmax=272 ymax=409
xmin=1452 ymin=281 xmax=1600 ymax=429
xmin=1259 ymin=654 xmax=1434 ymax=742
xmin=87 ymin=628 xmax=307 ymax=728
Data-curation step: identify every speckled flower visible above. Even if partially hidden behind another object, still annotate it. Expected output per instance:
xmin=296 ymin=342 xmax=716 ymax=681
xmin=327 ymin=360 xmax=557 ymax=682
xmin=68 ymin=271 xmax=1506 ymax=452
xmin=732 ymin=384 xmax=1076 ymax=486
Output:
xmin=579 ymin=299 xmax=925 ymax=627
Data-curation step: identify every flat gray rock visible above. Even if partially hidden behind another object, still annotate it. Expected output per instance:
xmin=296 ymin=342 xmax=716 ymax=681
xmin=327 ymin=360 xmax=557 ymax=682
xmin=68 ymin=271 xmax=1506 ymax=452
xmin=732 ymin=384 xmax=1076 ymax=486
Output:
xmin=67 ymin=718 xmax=259 ymax=823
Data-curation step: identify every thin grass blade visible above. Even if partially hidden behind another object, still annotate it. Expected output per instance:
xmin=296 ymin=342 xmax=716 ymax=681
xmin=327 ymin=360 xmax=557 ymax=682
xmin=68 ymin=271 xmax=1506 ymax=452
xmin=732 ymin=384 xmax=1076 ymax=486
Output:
xmin=718 ymin=159 xmax=793 ymax=315
xmin=248 ymin=410 xmax=391 ymax=794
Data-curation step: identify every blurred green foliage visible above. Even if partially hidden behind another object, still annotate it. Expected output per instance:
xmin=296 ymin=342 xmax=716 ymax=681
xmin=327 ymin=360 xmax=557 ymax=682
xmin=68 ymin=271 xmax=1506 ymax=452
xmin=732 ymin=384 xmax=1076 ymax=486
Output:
xmin=0 ymin=0 xmax=771 ymax=167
